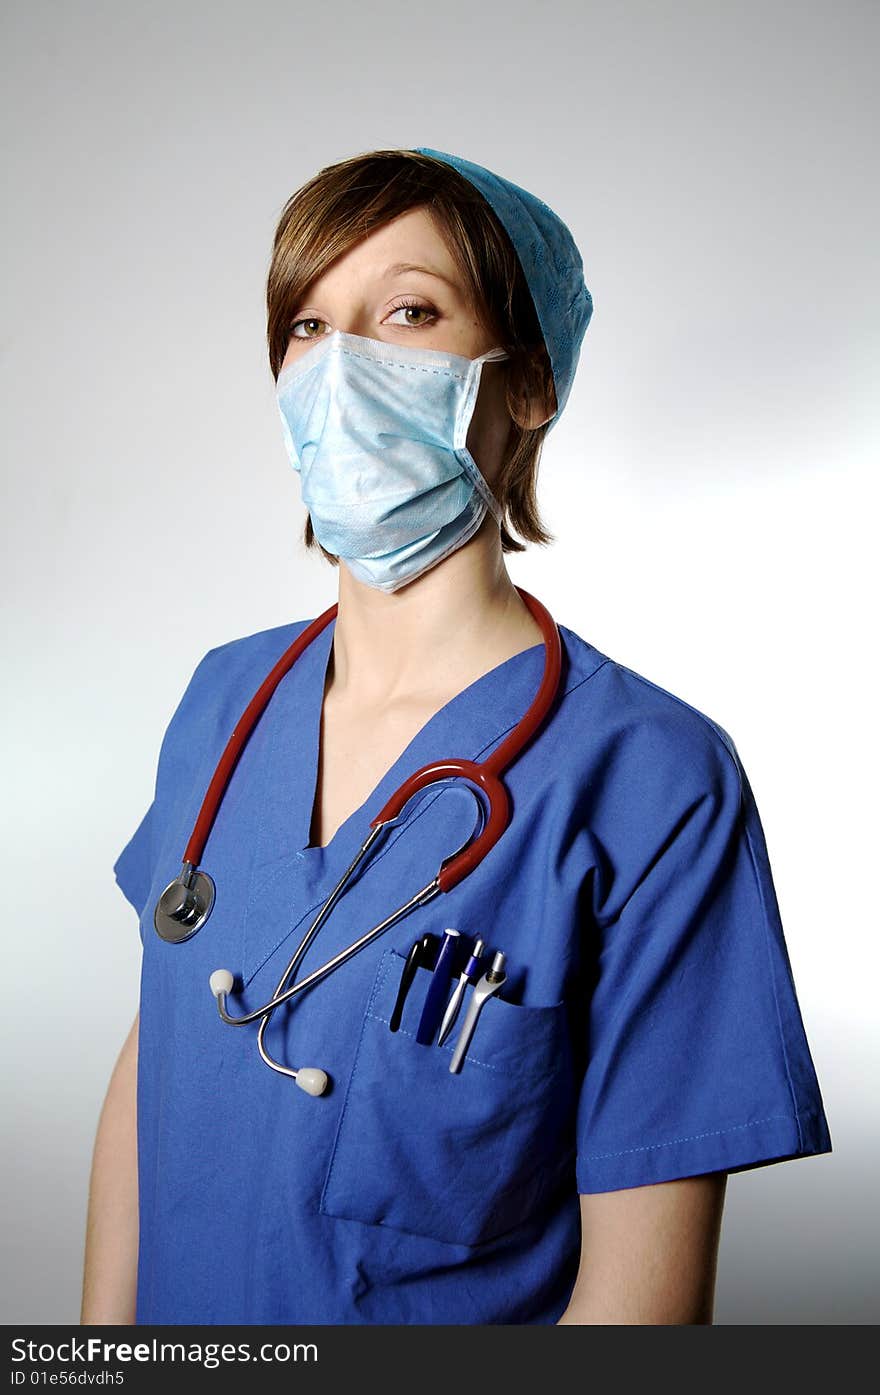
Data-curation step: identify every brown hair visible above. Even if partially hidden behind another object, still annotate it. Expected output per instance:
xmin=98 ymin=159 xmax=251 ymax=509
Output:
xmin=265 ymin=148 xmax=557 ymax=564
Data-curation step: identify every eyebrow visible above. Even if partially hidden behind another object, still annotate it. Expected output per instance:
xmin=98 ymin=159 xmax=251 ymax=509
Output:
xmin=383 ymin=261 xmax=461 ymax=292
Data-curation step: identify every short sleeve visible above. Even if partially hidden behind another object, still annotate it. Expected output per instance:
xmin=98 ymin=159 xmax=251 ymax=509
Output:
xmin=113 ymin=799 xmax=156 ymax=934
xmin=109 ymin=642 xmax=225 ymax=940
xmin=575 ymin=725 xmax=832 ymax=1193
xmin=108 ymin=631 xmax=271 ymax=945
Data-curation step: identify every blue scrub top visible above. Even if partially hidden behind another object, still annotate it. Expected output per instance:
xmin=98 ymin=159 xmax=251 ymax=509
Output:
xmin=113 ymin=616 xmax=832 ymax=1325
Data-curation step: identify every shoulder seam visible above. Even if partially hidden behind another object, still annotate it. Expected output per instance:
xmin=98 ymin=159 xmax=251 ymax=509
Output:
xmin=609 ymin=660 xmax=744 ymax=788
xmin=199 ymin=618 xmax=314 ymax=667
xmin=560 ymin=655 xmax=613 ymax=702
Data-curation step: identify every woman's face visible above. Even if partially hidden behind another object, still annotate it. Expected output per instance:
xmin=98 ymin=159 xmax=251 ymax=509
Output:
xmin=278 ymin=206 xmax=518 ymax=492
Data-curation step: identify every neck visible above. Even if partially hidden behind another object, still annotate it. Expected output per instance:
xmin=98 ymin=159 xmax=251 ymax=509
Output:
xmin=327 ymin=516 xmax=545 ymax=706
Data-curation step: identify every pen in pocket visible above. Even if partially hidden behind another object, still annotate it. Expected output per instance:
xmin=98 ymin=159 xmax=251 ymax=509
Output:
xmin=449 ymin=951 xmax=507 ymax=1074
xmin=416 ymin=928 xmax=461 ymax=1045
xmin=389 ymin=932 xmax=438 ymax=1033
xmin=436 ymin=938 xmax=486 ymax=1047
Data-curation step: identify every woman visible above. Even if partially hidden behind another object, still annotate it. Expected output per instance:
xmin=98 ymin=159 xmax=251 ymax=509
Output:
xmin=82 ymin=148 xmax=832 ymax=1326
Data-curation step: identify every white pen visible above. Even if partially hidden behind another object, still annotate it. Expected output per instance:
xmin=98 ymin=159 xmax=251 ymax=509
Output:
xmin=449 ymin=952 xmax=507 ymax=1074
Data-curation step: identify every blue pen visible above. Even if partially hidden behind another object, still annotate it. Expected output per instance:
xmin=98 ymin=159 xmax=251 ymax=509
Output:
xmin=415 ymin=928 xmax=461 ymax=1045
xmin=436 ymin=938 xmax=485 ymax=1047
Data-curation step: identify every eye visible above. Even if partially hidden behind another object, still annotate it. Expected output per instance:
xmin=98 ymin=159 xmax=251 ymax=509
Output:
xmin=288 ymin=298 xmax=438 ymax=341
xmin=289 ymin=317 xmax=326 ymax=340
xmin=385 ymin=298 xmax=437 ymax=328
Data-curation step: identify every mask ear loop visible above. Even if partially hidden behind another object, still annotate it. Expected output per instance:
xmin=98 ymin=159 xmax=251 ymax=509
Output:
xmin=455 ymin=348 xmax=510 ymax=526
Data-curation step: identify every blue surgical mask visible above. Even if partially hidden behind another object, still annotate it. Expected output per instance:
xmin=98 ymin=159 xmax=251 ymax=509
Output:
xmin=275 ymin=330 xmax=510 ymax=592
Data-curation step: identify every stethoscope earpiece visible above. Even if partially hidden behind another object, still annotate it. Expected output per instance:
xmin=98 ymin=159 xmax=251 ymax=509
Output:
xmin=209 ymin=968 xmax=235 ymax=998
xmin=209 ymin=969 xmax=329 ymax=1096
xmin=293 ymin=1068 xmax=329 ymax=1097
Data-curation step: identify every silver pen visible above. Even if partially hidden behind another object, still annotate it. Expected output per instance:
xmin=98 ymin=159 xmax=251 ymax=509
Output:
xmin=449 ymin=951 xmax=507 ymax=1074
xmin=436 ymin=938 xmax=485 ymax=1048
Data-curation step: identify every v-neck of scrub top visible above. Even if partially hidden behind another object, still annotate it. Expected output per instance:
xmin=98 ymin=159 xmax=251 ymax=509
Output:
xmin=237 ymin=614 xmax=570 ymax=986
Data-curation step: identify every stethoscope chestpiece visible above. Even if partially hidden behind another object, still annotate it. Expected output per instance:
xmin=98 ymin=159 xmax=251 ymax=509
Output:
xmin=154 ymin=861 xmax=216 ymax=943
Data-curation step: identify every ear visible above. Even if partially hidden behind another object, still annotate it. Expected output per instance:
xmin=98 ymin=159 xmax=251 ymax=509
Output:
xmin=506 ymin=351 xmax=557 ymax=431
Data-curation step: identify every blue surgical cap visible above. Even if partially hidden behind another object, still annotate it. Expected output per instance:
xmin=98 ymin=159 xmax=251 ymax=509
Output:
xmin=413 ymin=147 xmax=593 ymax=428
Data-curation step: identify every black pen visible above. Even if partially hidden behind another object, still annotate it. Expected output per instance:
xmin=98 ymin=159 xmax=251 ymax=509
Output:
xmin=389 ymin=932 xmax=438 ymax=1032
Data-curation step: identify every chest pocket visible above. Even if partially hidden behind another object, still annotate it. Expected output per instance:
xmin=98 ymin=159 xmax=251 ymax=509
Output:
xmin=318 ymin=944 xmax=577 ymax=1248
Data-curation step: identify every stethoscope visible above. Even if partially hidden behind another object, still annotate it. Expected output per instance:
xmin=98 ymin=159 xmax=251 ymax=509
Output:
xmin=153 ymin=586 xmax=562 ymax=1095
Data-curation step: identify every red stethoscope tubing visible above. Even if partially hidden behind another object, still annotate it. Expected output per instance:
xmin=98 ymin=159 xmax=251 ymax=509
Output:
xmin=183 ymin=586 xmax=562 ymax=893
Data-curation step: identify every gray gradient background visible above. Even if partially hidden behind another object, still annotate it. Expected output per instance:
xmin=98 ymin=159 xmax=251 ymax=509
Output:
xmin=2 ymin=0 xmax=876 ymax=1325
